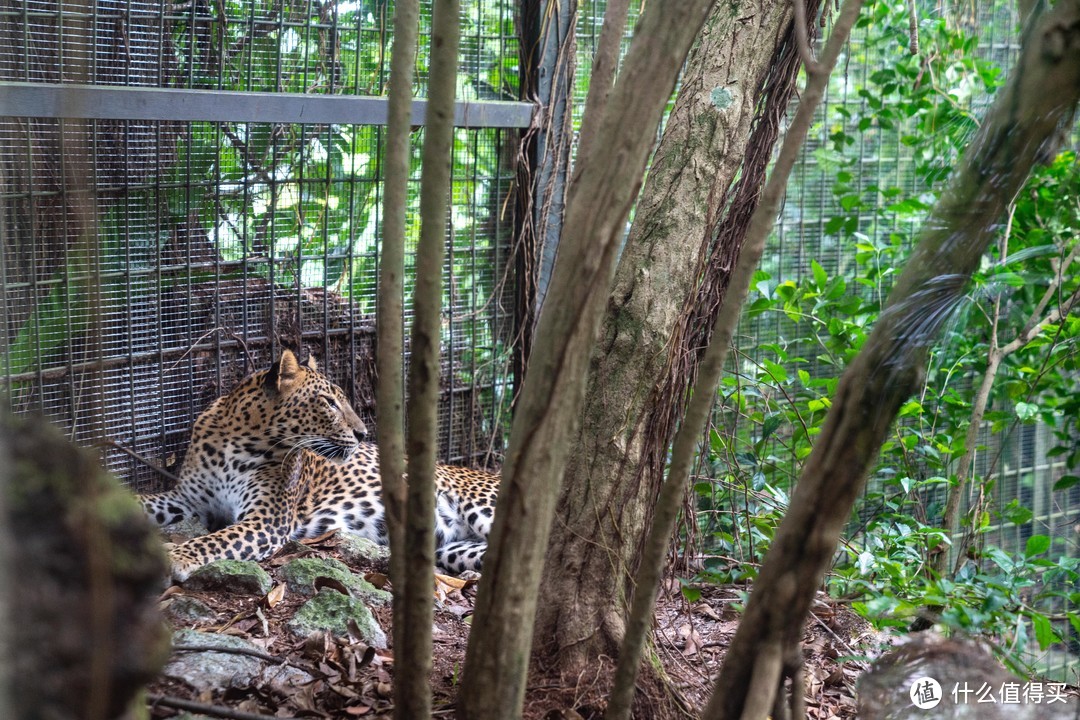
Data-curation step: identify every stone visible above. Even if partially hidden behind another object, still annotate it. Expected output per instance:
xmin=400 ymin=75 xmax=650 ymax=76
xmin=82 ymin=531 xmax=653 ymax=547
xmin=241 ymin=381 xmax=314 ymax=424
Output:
xmin=337 ymin=532 xmax=390 ymax=566
xmin=183 ymin=559 xmax=272 ymax=595
xmin=162 ymin=594 xmax=217 ymax=623
xmin=279 ymin=557 xmax=390 ymax=605
xmin=288 ymin=588 xmax=387 ymax=647
xmin=162 ymin=630 xmax=263 ymax=692
xmin=164 ymin=629 xmax=312 ymax=695
xmin=858 ymin=634 xmax=1078 ymax=719
xmin=160 ymin=517 xmax=210 ymax=541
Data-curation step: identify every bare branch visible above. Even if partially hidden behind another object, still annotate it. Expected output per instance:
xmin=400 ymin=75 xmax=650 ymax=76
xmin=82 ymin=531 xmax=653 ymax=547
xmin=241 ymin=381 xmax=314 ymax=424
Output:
xmin=577 ymin=0 xmax=631 ymax=160
xmin=793 ymin=0 xmax=820 ymax=73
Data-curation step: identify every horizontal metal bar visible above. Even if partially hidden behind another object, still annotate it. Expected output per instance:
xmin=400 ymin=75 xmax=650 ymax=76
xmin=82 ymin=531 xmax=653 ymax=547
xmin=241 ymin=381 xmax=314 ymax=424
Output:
xmin=0 ymin=83 xmax=535 ymax=128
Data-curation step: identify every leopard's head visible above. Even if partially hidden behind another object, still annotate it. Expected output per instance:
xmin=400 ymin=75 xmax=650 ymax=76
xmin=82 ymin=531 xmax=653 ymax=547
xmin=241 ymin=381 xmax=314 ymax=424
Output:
xmin=262 ymin=349 xmax=367 ymax=460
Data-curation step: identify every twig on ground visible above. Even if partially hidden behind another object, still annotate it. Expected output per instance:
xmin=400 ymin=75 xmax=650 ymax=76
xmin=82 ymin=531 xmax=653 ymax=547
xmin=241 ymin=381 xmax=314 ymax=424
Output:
xmin=147 ymin=694 xmax=296 ymax=720
xmin=170 ymin=643 xmax=284 ymax=664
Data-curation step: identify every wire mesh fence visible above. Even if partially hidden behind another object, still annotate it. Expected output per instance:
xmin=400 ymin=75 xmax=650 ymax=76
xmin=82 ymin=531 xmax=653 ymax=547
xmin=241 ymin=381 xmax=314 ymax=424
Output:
xmin=1 ymin=0 xmax=525 ymax=489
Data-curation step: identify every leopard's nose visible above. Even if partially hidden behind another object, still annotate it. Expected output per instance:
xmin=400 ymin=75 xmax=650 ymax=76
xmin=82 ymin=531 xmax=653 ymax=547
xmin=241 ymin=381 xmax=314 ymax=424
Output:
xmin=353 ymin=424 xmax=367 ymax=442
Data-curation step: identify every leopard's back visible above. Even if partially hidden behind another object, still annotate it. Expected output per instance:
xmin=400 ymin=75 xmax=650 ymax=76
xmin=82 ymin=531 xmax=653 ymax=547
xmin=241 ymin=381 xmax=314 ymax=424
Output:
xmin=295 ymin=443 xmax=500 ymax=572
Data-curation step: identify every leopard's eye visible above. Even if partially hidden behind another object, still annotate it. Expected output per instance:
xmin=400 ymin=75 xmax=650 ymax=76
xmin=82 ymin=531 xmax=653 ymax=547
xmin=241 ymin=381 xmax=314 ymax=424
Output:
xmin=323 ymin=395 xmax=340 ymax=412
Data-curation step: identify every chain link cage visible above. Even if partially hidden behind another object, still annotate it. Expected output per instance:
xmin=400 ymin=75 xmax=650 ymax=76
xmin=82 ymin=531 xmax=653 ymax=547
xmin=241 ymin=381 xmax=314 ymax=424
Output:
xmin=1 ymin=0 xmax=527 ymax=490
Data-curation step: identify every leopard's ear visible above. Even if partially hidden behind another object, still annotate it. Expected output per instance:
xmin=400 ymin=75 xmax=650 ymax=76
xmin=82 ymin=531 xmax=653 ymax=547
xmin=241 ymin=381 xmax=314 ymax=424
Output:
xmin=305 ymin=354 xmax=318 ymax=373
xmin=271 ymin=349 xmax=303 ymax=395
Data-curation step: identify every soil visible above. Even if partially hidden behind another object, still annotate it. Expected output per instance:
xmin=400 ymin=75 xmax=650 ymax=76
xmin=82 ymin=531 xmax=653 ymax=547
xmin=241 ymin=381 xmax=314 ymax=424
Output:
xmin=146 ymin=535 xmax=881 ymax=719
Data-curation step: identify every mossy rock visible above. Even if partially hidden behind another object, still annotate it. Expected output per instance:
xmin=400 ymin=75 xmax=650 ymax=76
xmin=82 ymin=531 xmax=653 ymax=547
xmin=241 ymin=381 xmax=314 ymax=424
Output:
xmin=279 ymin=557 xmax=390 ymax=605
xmin=337 ymin=532 xmax=390 ymax=566
xmin=288 ymin=588 xmax=387 ymax=647
xmin=184 ymin=559 xmax=272 ymax=595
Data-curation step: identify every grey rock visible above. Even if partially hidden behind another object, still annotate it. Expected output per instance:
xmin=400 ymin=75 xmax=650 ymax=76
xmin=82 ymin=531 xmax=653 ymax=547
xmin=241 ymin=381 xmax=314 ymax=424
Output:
xmin=161 ymin=517 xmax=210 ymax=540
xmin=184 ymin=559 xmax=272 ymax=595
xmin=162 ymin=594 xmax=216 ymax=623
xmin=163 ymin=629 xmax=313 ymax=694
xmin=858 ymin=634 xmax=1078 ymax=719
xmin=337 ymin=532 xmax=390 ymax=566
xmin=163 ymin=630 xmax=264 ymax=692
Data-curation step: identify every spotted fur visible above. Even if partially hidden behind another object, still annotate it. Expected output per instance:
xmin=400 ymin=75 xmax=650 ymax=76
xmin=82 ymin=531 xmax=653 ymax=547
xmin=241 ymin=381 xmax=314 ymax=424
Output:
xmin=139 ymin=350 xmax=498 ymax=582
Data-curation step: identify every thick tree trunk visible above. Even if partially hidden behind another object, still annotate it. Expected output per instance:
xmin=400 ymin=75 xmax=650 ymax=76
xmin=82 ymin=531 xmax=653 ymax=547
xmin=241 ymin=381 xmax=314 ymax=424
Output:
xmin=456 ymin=2 xmax=716 ymax=717
xmin=534 ymin=0 xmax=812 ymax=674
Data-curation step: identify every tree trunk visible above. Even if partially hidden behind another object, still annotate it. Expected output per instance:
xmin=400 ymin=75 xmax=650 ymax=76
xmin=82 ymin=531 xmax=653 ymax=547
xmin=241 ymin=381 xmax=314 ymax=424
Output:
xmin=456 ymin=2 xmax=716 ymax=717
xmin=400 ymin=2 xmax=461 ymax=718
xmin=534 ymin=0 xmax=814 ymax=674
xmin=377 ymin=0 xmax=418 ymax=716
xmin=707 ymin=1 xmax=1080 ymax=715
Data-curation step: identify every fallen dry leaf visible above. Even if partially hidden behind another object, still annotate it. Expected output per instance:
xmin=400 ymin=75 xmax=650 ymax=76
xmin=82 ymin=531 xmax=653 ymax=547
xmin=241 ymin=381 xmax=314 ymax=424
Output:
xmin=364 ymin=572 xmax=389 ymax=589
xmin=300 ymin=529 xmax=340 ymax=545
xmin=678 ymin=623 xmax=703 ymax=657
xmin=266 ymin=582 xmax=287 ymax=608
xmin=315 ymin=576 xmax=352 ymax=596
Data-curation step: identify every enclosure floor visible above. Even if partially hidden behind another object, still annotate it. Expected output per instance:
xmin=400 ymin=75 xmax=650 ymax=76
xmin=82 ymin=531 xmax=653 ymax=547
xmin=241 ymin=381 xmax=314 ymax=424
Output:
xmin=145 ymin=538 xmax=872 ymax=718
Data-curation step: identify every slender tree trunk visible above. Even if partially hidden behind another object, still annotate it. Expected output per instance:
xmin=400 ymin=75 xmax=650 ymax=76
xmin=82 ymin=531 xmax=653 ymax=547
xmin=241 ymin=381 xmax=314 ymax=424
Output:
xmin=400 ymin=3 xmax=461 ymax=717
xmin=534 ymin=0 xmax=816 ymax=676
xmin=456 ymin=2 xmax=716 ymax=717
xmin=935 ymin=244 xmax=1080 ymax=578
xmin=0 ymin=413 xmax=10 ymax=717
xmin=377 ymin=0 xmax=418 ymax=715
xmin=707 ymin=2 xmax=1080 ymax=716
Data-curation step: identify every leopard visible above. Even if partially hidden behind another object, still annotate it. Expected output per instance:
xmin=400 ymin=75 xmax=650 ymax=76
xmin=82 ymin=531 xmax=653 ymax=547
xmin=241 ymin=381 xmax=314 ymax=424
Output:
xmin=139 ymin=349 xmax=499 ymax=582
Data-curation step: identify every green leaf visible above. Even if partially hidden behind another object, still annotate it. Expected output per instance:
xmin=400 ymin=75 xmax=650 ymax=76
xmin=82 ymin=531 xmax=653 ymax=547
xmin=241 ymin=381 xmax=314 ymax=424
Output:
xmin=1024 ymin=535 xmax=1051 ymax=558
xmin=1029 ymin=612 xmax=1058 ymax=650
xmin=1002 ymin=500 xmax=1033 ymax=526
xmin=1014 ymin=402 xmax=1039 ymax=422
xmin=761 ymin=415 xmax=783 ymax=442
xmin=1000 ymin=243 xmax=1059 ymax=266
xmin=762 ymin=359 xmax=788 ymax=384
xmin=897 ymin=400 xmax=923 ymax=417
xmin=811 ymin=259 xmax=828 ymax=289
xmin=680 ymin=585 xmax=702 ymax=603
xmin=1053 ymin=475 xmax=1079 ymax=491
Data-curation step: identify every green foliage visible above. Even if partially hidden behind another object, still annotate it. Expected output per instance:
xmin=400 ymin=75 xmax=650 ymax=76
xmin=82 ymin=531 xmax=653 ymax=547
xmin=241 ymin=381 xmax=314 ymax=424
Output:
xmin=693 ymin=0 xmax=1079 ymax=672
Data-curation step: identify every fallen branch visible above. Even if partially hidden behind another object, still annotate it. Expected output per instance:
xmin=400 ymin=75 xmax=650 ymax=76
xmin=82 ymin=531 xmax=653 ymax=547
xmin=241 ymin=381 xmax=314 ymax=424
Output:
xmin=147 ymin=694 xmax=297 ymax=720
xmin=170 ymin=643 xmax=285 ymax=665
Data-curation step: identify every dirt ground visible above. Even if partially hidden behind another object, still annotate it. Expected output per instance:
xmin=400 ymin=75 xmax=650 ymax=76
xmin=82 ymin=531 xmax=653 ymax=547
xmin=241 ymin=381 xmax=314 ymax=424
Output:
xmin=146 ymin=533 xmax=886 ymax=719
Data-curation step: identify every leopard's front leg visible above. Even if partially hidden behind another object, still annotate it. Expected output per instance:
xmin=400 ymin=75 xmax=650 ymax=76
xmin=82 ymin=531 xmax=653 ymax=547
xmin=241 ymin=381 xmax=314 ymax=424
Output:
xmin=166 ymin=464 xmax=293 ymax=582
xmin=166 ymin=515 xmax=291 ymax=582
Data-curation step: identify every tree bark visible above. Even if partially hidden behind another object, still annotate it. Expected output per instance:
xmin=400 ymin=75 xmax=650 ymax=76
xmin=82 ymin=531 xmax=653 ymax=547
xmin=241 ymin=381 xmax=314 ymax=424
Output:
xmin=456 ymin=2 xmax=716 ymax=717
xmin=400 ymin=2 xmax=460 ymax=717
xmin=706 ymin=1 xmax=1080 ymax=716
xmin=377 ymin=0 xmax=418 ymax=716
xmin=605 ymin=0 xmax=860 ymax=714
xmin=534 ymin=0 xmax=814 ymax=675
